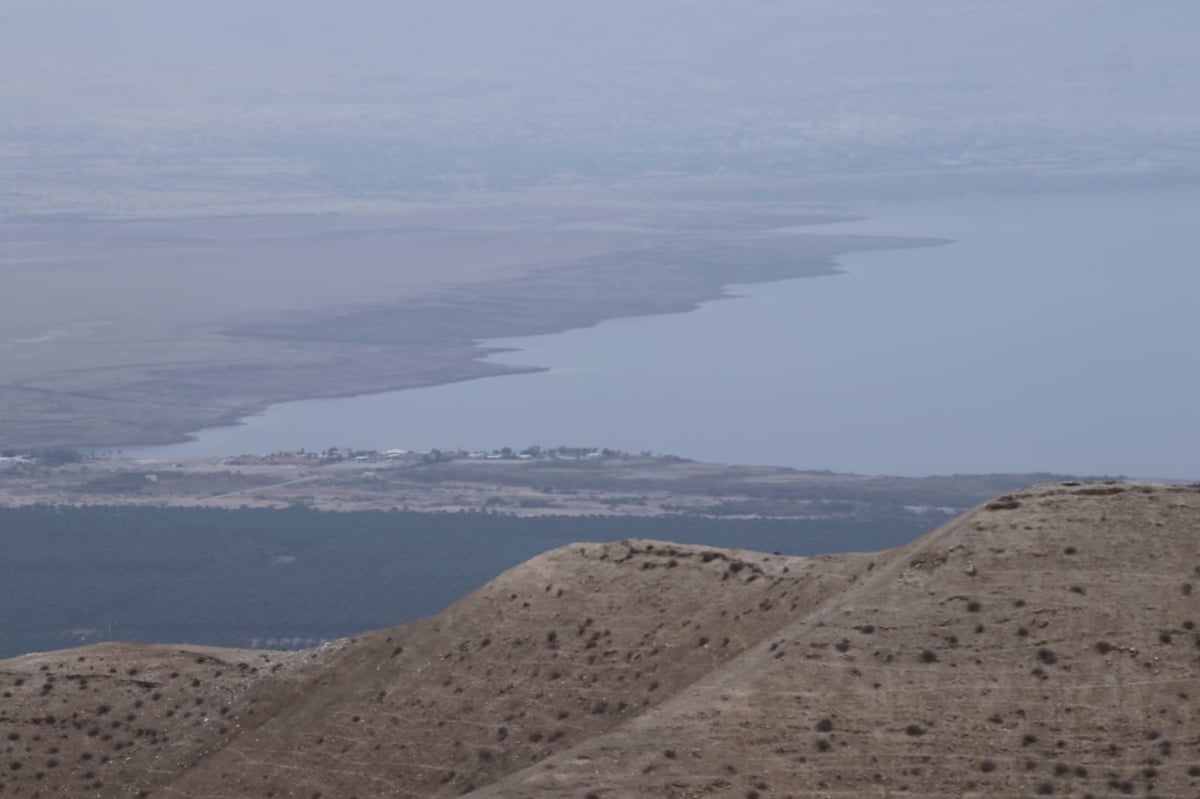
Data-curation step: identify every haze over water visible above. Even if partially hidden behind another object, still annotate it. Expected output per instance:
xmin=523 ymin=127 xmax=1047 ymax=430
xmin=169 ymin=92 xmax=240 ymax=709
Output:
xmin=129 ymin=184 xmax=1200 ymax=479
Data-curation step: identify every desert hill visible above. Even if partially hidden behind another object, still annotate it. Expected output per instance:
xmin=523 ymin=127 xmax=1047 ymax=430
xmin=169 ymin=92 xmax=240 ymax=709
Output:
xmin=2 ymin=481 xmax=1199 ymax=798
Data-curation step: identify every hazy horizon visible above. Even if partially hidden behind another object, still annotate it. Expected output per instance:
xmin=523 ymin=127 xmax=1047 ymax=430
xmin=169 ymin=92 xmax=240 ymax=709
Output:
xmin=4 ymin=1 xmax=1200 ymax=217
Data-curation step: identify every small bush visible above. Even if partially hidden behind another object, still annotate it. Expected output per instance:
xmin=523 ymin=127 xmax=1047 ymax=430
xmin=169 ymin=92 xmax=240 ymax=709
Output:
xmin=904 ymin=724 xmax=926 ymax=736
xmin=919 ymin=649 xmax=938 ymax=663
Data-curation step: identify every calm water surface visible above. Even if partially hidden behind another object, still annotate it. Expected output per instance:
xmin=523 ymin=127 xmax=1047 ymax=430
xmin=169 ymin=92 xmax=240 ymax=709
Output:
xmin=128 ymin=185 xmax=1200 ymax=478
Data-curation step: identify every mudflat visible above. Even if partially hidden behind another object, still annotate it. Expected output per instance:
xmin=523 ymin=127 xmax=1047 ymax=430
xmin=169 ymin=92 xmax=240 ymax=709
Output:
xmin=0 ymin=184 xmax=937 ymax=450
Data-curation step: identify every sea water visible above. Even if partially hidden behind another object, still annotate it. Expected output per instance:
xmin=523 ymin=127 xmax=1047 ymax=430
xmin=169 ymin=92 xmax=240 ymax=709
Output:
xmin=126 ymin=184 xmax=1200 ymax=479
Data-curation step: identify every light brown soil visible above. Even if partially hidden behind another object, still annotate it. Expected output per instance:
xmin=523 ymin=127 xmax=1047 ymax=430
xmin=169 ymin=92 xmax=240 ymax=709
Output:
xmin=2 ymin=481 xmax=1199 ymax=797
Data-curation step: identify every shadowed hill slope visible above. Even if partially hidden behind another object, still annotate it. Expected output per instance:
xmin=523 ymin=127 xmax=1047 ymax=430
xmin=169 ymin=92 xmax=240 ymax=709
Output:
xmin=2 ymin=481 xmax=1198 ymax=798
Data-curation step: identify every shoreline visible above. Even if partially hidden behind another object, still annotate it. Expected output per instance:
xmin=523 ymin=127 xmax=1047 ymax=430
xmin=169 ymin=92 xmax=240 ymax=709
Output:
xmin=113 ymin=232 xmax=946 ymax=453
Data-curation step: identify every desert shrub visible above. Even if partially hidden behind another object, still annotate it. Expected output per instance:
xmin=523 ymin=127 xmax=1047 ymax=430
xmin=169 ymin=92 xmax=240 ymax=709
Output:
xmin=1096 ymin=640 xmax=1114 ymax=654
xmin=966 ymin=600 xmax=982 ymax=612
xmin=919 ymin=649 xmax=938 ymax=663
xmin=980 ymin=760 xmax=996 ymax=773
xmin=816 ymin=719 xmax=834 ymax=733
xmin=904 ymin=724 xmax=925 ymax=736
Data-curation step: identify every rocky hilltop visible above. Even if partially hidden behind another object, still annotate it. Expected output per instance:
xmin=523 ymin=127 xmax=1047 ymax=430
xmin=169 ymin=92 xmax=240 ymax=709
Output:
xmin=2 ymin=481 xmax=1198 ymax=798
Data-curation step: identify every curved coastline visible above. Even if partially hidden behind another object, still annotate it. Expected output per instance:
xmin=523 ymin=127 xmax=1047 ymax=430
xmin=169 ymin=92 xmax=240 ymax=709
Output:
xmin=110 ymin=232 xmax=947 ymax=453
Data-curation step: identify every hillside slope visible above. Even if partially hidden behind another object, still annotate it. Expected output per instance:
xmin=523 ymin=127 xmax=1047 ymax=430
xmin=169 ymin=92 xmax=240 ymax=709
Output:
xmin=1 ymin=481 xmax=1198 ymax=798
xmin=477 ymin=481 xmax=1200 ymax=798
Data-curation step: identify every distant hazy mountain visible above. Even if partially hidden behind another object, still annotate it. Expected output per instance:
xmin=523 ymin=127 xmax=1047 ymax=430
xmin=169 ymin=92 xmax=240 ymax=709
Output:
xmin=3 ymin=1 xmax=1198 ymax=216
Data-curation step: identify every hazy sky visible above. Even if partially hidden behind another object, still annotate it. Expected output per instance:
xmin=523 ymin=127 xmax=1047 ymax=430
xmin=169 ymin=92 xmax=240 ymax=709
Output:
xmin=3 ymin=1 xmax=1199 ymax=206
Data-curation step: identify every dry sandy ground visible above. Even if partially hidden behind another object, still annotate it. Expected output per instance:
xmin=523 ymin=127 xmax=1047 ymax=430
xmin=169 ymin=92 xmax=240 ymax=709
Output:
xmin=1 ymin=482 xmax=1198 ymax=797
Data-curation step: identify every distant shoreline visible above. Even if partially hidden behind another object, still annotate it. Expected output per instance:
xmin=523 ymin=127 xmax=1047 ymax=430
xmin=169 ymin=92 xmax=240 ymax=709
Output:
xmin=117 ymin=231 xmax=946 ymax=455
